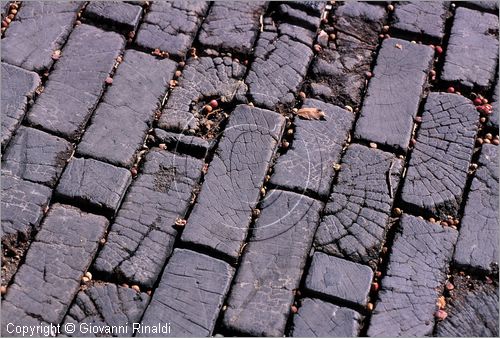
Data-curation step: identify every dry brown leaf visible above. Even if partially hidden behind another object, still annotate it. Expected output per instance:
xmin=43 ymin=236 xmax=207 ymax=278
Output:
xmin=295 ymin=107 xmax=325 ymax=120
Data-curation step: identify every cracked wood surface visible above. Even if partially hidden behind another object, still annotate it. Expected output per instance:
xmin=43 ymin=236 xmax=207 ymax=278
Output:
xmin=1 ymin=62 xmax=40 ymax=150
xmin=77 ymin=49 xmax=177 ymax=168
xmin=222 ymin=189 xmax=323 ymax=336
xmin=1 ymin=2 xmax=498 ymax=336
xmin=1 ymin=204 xmax=108 ymax=333
xmin=314 ymin=144 xmax=404 ymax=266
xmin=181 ymin=105 xmax=285 ymax=260
xmin=441 ymin=7 xmax=498 ymax=90
xmin=94 ymin=149 xmax=203 ymax=288
xmin=26 ymin=24 xmax=125 ymax=141
xmin=1 ymin=1 xmax=82 ymax=72
xmin=454 ymin=144 xmax=499 ymax=273
xmin=401 ymin=93 xmax=479 ymax=218
xmin=355 ymin=37 xmax=434 ymax=151
xmin=368 ymin=215 xmax=457 ymax=336
xmin=138 ymin=249 xmax=234 ymax=337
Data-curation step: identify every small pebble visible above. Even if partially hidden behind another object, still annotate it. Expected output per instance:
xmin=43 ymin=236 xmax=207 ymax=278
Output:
xmin=473 ymin=97 xmax=482 ymax=106
xmin=365 ymin=71 xmax=373 ymax=78
xmin=82 ymin=276 xmax=90 ymax=283
xmin=105 ymin=77 xmax=113 ymax=85
xmin=159 ymin=143 xmax=167 ymax=150
xmin=493 ymin=139 xmax=499 ymax=145
xmin=121 ymin=283 xmax=129 ymax=288
xmin=447 ymin=87 xmax=455 ymax=93
xmin=345 ymin=105 xmax=353 ymax=113
xmin=0 ymin=286 xmax=6 ymax=295
xmin=313 ymin=44 xmax=322 ymax=53
xmin=291 ymin=305 xmax=298 ymax=314
xmin=393 ymin=208 xmax=402 ymax=216
xmin=476 ymin=138 xmax=484 ymax=145
xmin=175 ymin=70 xmax=182 ymax=78
xmin=482 ymin=98 xmax=489 ymax=104
xmin=209 ymin=99 xmax=218 ymax=108
xmin=100 ymin=238 xmax=106 ymax=245
xmin=329 ymin=33 xmax=336 ymax=40
xmin=317 ymin=30 xmax=329 ymax=47
xmin=485 ymin=133 xmax=492 ymax=140
xmin=414 ymin=116 xmax=422 ymax=123
xmin=430 ymin=70 xmax=436 ymax=77
xmin=51 ymin=50 xmax=61 ymax=60
xmin=298 ymin=91 xmax=306 ymax=100
xmin=367 ymin=303 xmax=374 ymax=311
xmin=435 ymin=309 xmax=448 ymax=321
xmin=435 ymin=46 xmax=443 ymax=54
xmin=282 ymin=140 xmax=289 ymax=149
xmin=369 ymin=142 xmax=377 ymax=149
xmin=484 ymin=138 xmax=491 ymax=144
xmin=175 ymin=218 xmax=187 ymax=227
xmin=437 ymin=296 xmax=446 ymax=309
xmin=260 ymin=187 xmax=266 ymax=195
xmin=387 ymin=4 xmax=394 ymax=11
xmin=85 ymin=271 xmax=92 ymax=280
xmin=130 ymin=167 xmax=138 ymax=177
xmin=445 ymin=281 xmax=454 ymax=291
xmin=410 ymin=138 xmax=417 ymax=146
xmin=131 ymin=285 xmax=141 ymax=292
xmin=371 ymin=282 xmax=379 ymax=292
xmin=382 ymin=25 xmax=390 ymax=33
xmin=480 ymin=117 xmax=487 ymax=123
xmin=429 ymin=217 xmax=436 ymax=223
